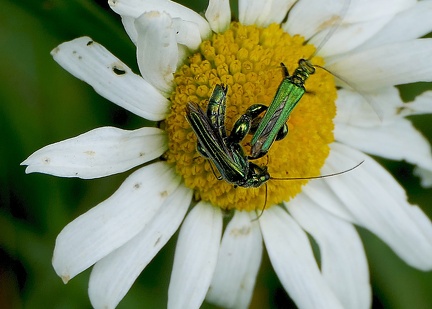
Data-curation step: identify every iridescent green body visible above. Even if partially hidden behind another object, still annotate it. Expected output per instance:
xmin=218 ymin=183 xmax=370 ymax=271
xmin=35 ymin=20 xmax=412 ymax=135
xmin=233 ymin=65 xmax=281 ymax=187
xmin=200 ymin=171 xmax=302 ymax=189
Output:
xmin=248 ymin=59 xmax=315 ymax=159
xmin=185 ymin=84 xmax=269 ymax=188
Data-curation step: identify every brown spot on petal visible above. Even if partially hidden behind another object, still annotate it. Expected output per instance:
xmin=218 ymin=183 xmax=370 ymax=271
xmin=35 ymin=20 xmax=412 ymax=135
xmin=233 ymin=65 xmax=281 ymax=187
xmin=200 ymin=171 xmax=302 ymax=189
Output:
xmin=230 ymin=226 xmax=251 ymax=237
xmin=154 ymin=236 xmax=162 ymax=247
xmin=61 ymin=274 xmax=70 ymax=284
xmin=112 ymin=62 xmax=127 ymax=75
xmin=317 ymin=15 xmax=342 ymax=32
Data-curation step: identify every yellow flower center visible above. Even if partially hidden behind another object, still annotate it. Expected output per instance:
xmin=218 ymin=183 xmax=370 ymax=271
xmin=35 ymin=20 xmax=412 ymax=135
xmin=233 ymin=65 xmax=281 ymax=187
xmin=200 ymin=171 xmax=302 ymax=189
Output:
xmin=164 ymin=22 xmax=336 ymax=212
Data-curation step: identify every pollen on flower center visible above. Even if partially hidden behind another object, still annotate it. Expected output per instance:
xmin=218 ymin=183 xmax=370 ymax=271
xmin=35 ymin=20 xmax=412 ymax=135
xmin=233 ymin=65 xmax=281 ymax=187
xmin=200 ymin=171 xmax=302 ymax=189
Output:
xmin=164 ymin=22 xmax=337 ymax=212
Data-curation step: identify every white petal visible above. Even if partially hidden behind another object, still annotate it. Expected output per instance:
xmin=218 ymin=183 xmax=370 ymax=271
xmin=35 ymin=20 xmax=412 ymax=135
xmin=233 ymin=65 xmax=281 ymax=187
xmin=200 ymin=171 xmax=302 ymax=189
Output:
xmin=52 ymin=162 xmax=181 ymax=282
xmin=260 ymin=206 xmax=343 ymax=309
xmin=284 ymin=0 xmax=348 ymax=40
xmin=346 ymin=0 xmax=415 ymax=20
xmin=284 ymin=0 xmax=413 ymax=56
xmin=323 ymin=143 xmax=432 ymax=270
xmin=335 ymin=118 xmax=432 ymax=170
xmin=403 ymin=91 xmax=432 ymax=116
xmin=326 ymin=39 xmax=432 ymax=91
xmin=303 ymin=180 xmax=354 ymax=222
xmin=109 ymin=0 xmax=211 ymax=40
xmin=239 ymin=0 xmax=296 ymax=26
xmin=122 ymin=15 xmax=201 ymax=51
xmin=308 ymin=0 xmax=415 ymax=57
xmin=287 ymin=195 xmax=371 ymax=309
xmin=264 ymin=0 xmax=298 ymax=25
xmin=334 ymin=87 xmax=403 ymax=128
xmin=121 ymin=16 xmax=138 ymax=45
xmin=176 ymin=44 xmax=190 ymax=68
xmin=238 ymin=0 xmax=261 ymax=25
xmin=135 ymin=12 xmax=177 ymax=96
xmin=334 ymin=89 xmax=432 ymax=171
xmin=205 ymin=0 xmax=231 ymax=33
xmin=206 ymin=211 xmax=263 ymax=309
xmin=360 ymin=1 xmax=432 ymax=50
xmin=88 ymin=184 xmax=192 ymax=309
xmin=308 ymin=16 xmax=392 ymax=58
xmin=414 ymin=166 xmax=432 ymax=188
xmin=122 ymin=15 xmax=196 ymax=63
xmin=51 ymin=37 xmax=169 ymax=121
xmin=21 ymin=127 xmax=167 ymax=179
xmin=238 ymin=0 xmax=271 ymax=26
xmin=168 ymin=202 xmax=222 ymax=309
xmin=335 ymin=88 xmax=432 ymax=128
xmin=172 ymin=18 xmax=202 ymax=50
xmin=334 ymin=88 xmax=394 ymax=128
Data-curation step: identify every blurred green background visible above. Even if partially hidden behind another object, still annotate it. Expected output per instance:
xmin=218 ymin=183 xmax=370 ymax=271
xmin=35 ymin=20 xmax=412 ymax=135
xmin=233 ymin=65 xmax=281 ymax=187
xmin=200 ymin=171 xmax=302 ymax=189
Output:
xmin=1 ymin=0 xmax=432 ymax=308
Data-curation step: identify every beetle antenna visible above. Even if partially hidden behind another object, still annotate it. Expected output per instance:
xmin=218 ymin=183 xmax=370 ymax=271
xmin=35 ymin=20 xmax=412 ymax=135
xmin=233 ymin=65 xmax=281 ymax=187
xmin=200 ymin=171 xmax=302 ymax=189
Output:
xmin=252 ymin=183 xmax=268 ymax=221
xmin=271 ymin=160 xmax=363 ymax=181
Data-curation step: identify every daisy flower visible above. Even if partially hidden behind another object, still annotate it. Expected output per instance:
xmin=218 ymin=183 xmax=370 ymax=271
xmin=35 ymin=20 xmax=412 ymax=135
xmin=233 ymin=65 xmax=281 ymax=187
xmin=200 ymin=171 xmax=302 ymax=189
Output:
xmin=22 ymin=0 xmax=432 ymax=308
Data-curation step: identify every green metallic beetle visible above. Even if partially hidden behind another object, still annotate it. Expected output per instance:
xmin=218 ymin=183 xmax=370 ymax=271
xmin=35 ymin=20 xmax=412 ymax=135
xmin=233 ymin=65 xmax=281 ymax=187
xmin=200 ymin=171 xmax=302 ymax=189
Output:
xmin=242 ymin=60 xmax=315 ymax=159
xmin=185 ymin=84 xmax=270 ymax=188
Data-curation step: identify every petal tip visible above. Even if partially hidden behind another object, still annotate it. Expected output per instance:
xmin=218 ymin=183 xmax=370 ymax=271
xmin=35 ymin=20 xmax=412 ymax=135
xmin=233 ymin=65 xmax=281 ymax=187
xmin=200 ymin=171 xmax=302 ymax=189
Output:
xmin=50 ymin=46 xmax=60 ymax=56
xmin=108 ymin=0 xmax=117 ymax=8
xmin=61 ymin=274 xmax=70 ymax=284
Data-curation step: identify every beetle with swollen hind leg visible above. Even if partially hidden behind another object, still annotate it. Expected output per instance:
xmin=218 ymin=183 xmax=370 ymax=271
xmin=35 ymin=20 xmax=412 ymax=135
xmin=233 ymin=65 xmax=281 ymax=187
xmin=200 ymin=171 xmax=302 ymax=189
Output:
xmin=185 ymin=84 xmax=270 ymax=189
